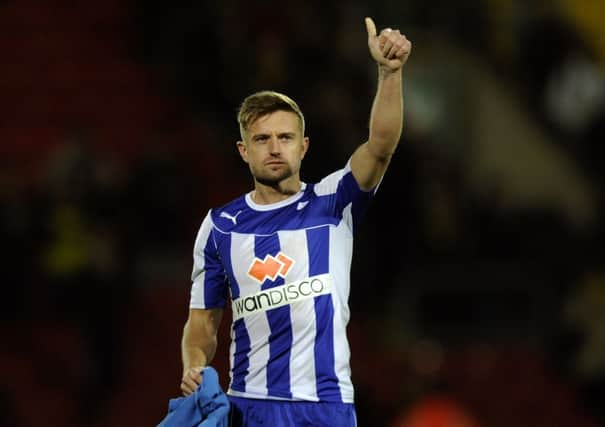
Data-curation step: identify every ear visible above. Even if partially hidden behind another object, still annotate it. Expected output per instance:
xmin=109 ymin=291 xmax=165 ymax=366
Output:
xmin=236 ymin=140 xmax=248 ymax=163
xmin=301 ymin=137 xmax=310 ymax=160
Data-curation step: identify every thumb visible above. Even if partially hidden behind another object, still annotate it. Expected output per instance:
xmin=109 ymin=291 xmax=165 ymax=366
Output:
xmin=365 ymin=17 xmax=377 ymax=38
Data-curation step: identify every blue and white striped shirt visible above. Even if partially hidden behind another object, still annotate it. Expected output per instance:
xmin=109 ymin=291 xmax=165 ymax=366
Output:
xmin=189 ymin=161 xmax=376 ymax=403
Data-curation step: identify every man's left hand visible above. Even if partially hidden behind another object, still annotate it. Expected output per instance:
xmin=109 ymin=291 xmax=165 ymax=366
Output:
xmin=365 ymin=17 xmax=412 ymax=71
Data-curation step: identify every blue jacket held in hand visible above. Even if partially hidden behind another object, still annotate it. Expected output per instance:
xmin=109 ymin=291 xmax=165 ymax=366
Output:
xmin=157 ymin=366 xmax=230 ymax=427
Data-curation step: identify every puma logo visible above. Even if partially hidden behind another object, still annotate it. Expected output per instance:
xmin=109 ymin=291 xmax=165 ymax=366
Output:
xmin=296 ymin=201 xmax=308 ymax=210
xmin=220 ymin=210 xmax=242 ymax=225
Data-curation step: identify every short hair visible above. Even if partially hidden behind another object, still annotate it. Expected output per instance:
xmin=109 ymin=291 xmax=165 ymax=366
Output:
xmin=237 ymin=90 xmax=305 ymax=138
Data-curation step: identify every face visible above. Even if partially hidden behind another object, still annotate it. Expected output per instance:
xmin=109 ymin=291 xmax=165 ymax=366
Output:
xmin=237 ymin=110 xmax=309 ymax=186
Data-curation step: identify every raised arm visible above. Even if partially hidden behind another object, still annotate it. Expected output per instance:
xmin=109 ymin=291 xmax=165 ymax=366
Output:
xmin=350 ymin=17 xmax=412 ymax=190
xmin=180 ymin=307 xmax=224 ymax=395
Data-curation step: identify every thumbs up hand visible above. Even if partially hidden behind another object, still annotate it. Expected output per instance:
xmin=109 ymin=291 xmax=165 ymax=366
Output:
xmin=365 ymin=17 xmax=412 ymax=71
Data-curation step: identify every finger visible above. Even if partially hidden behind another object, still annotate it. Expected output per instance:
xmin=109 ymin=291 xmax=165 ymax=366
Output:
xmin=388 ymin=34 xmax=410 ymax=57
xmin=394 ymin=38 xmax=411 ymax=56
xmin=187 ymin=368 xmax=203 ymax=384
xmin=378 ymin=30 xmax=389 ymax=49
xmin=181 ymin=377 xmax=199 ymax=390
xmin=365 ymin=17 xmax=377 ymax=38
xmin=382 ymin=39 xmax=394 ymax=58
xmin=379 ymin=28 xmax=396 ymax=51
xmin=181 ymin=380 xmax=195 ymax=396
xmin=181 ymin=373 xmax=201 ymax=393
xmin=387 ymin=39 xmax=407 ymax=59
xmin=395 ymin=41 xmax=412 ymax=58
xmin=393 ymin=46 xmax=407 ymax=59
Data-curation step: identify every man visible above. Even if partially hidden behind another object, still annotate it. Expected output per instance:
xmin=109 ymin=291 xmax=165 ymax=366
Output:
xmin=179 ymin=17 xmax=411 ymax=426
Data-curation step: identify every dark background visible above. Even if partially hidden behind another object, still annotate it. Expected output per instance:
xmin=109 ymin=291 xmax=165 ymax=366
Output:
xmin=1 ymin=0 xmax=604 ymax=426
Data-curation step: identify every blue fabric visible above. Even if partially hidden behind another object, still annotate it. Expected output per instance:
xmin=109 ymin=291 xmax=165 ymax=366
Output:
xmin=157 ymin=367 xmax=230 ymax=427
xmin=228 ymin=396 xmax=357 ymax=427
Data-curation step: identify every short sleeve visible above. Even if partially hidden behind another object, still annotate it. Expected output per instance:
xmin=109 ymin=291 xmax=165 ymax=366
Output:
xmin=313 ymin=158 xmax=377 ymax=231
xmin=190 ymin=210 xmax=229 ymax=309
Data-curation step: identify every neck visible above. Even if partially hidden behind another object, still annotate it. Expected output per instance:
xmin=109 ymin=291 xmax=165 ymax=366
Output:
xmin=251 ymin=178 xmax=302 ymax=205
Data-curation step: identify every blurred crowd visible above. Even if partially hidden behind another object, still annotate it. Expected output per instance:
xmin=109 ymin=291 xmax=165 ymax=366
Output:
xmin=1 ymin=0 xmax=605 ymax=426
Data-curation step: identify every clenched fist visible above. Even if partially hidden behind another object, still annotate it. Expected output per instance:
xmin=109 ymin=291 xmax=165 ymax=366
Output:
xmin=181 ymin=366 xmax=204 ymax=396
xmin=365 ymin=17 xmax=412 ymax=71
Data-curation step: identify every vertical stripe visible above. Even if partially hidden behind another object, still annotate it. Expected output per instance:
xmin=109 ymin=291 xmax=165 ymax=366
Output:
xmin=216 ymin=232 xmax=237 ymax=298
xmin=230 ymin=318 xmax=250 ymax=392
xmin=190 ymin=212 xmax=217 ymax=308
xmin=230 ymin=233 xmax=260 ymax=299
xmin=330 ymin=218 xmax=355 ymax=402
xmin=202 ymin=233 xmax=215 ymax=306
xmin=255 ymin=234 xmax=293 ymax=398
xmin=231 ymin=232 xmax=271 ymax=395
xmin=307 ymin=225 xmax=342 ymax=401
xmin=279 ymin=229 xmax=318 ymax=400
xmin=222 ymin=233 xmax=249 ymax=392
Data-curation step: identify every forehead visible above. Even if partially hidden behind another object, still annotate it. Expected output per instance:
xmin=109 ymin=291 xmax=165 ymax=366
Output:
xmin=248 ymin=110 xmax=301 ymax=135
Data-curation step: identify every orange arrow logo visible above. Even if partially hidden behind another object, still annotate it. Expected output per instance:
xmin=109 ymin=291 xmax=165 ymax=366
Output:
xmin=248 ymin=252 xmax=294 ymax=283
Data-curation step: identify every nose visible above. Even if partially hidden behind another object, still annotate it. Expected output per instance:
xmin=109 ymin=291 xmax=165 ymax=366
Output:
xmin=268 ymin=136 xmax=281 ymax=155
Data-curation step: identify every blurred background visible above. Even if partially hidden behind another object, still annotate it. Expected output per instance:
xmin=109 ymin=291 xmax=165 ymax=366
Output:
xmin=1 ymin=0 xmax=604 ymax=426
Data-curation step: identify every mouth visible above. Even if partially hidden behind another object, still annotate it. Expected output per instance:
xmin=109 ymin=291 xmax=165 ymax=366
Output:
xmin=265 ymin=160 xmax=285 ymax=166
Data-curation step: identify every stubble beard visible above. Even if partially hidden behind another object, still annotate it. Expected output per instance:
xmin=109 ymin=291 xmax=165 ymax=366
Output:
xmin=253 ymin=164 xmax=295 ymax=187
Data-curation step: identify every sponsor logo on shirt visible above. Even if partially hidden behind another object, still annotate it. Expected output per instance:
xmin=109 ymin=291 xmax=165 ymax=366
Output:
xmin=232 ymin=274 xmax=333 ymax=320
xmin=247 ymin=252 xmax=294 ymax=283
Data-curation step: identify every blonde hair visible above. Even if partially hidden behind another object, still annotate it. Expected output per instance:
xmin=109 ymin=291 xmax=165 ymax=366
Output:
xmin=237 ymin=90 xmax=305 ymax=138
